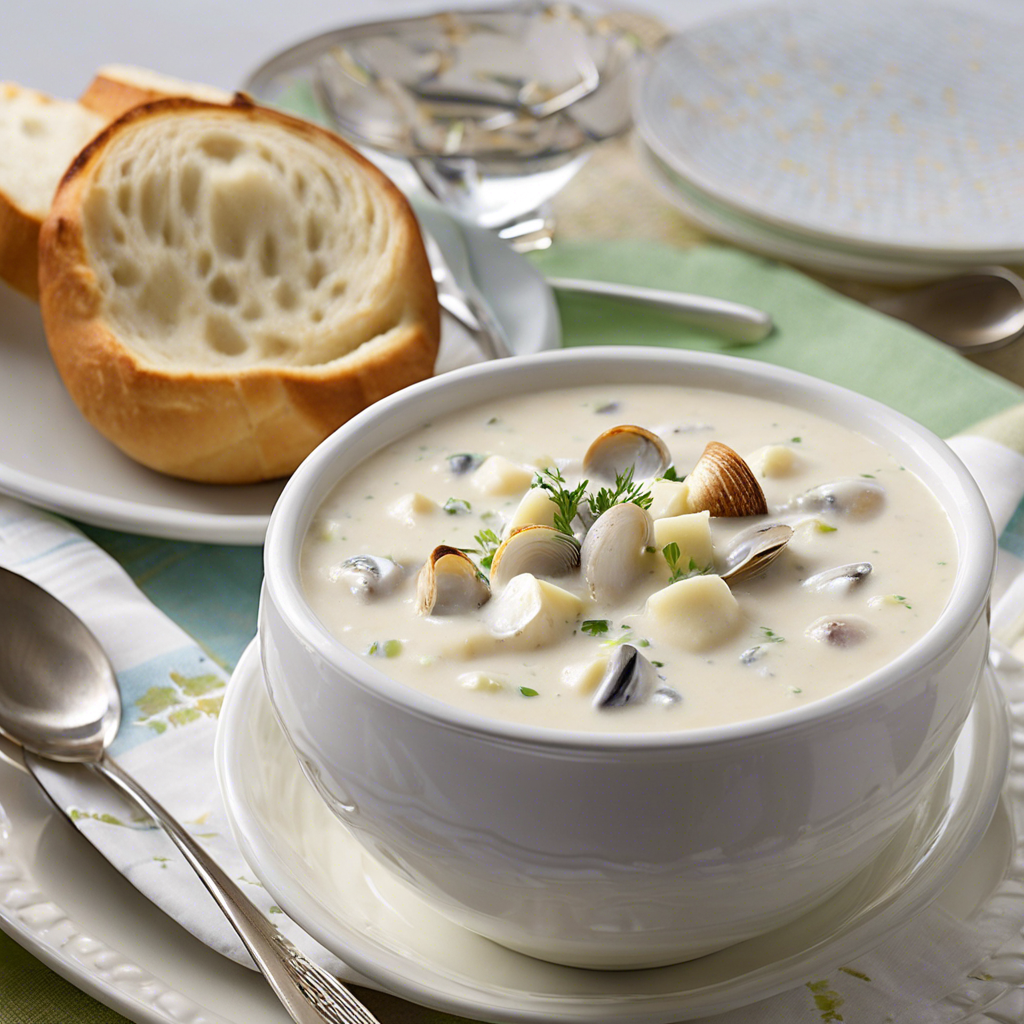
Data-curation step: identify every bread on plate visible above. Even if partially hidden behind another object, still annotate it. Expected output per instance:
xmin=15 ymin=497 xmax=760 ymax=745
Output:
xmin=79 ymin=64 xmax=232 ymax=121
xmin=39 ymin=95 xmax=440 ymax=483
xmin=0 ymin=83 xmax=106 ymax=298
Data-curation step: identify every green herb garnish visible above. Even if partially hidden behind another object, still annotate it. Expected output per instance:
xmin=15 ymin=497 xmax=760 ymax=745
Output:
xmin=473 ymin=528 xmax=501 ymax=570
xmin=581 ymin=619 xmax=610 ymax=636
xmin=660 ymin=465 xmax=682 ymax=481
xmin=443 ymin=497 xmax=472 ymax=515
xmin=532 ymin=467 xmax=588 ymax=537
xmin=519 ymin=686 xmax=539 ymax=697
xmin=367 ymin=639 xmax=403 ymax=658
xmin=588 ymin=466 xmax=653 ymax=518
xmin=759 ymin=627 xmax=784 ymax=643
xmin=662 ymin=543 xmax=711 ymax=583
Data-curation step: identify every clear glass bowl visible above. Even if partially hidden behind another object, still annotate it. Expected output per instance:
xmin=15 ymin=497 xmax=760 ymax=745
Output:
xmin=244 ymin=3 xmax=639 ymax=247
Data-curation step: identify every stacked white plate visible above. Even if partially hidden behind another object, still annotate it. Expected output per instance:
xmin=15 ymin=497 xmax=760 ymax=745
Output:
xmin=634 ymin=1 xmax=1024 ymax=281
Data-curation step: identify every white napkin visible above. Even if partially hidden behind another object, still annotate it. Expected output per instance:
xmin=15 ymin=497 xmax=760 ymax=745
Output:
xmin=3 ymin=424 xmax=1024 ymax=1018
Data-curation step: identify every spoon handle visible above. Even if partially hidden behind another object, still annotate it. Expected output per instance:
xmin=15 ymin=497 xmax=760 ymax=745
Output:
xmin=545 ymin=277 xmax=774 ymax=343
xmin=93 ymin=754 xmax=381 ymax=1024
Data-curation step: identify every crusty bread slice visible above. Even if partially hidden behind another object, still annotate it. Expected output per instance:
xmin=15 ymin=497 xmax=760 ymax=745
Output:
xmin=39 ymin=95 xmax=440 ymax=483
xmin=0 ymin=83 xmax=105 ymax=298
xmin=79 ymin=64 xmax=232 ymax=121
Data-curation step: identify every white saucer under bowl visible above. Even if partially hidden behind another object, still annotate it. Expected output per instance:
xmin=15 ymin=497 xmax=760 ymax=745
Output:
xmin=216 ymin=640 xmax=1008 ymax=1024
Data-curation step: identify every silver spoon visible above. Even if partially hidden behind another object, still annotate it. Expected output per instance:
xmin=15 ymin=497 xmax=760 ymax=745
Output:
xmin=869 ymin=266 xmax=1024 ymax=353
xmin=719 ymin=523 xmax=794 ymax=584
xmin=0 ymin=566 xmax=380 ymax=1024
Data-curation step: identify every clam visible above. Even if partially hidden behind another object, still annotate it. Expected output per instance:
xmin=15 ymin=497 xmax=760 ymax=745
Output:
xmin=489 ymin=525 xmax=580 ymax=588
xmin=593 ymin=644 xmax=658 ymax=708
xmin=805 ymin=616 xmax=871 ymax=648
xmin=788 ymin=478 xmax=885 ymax=519
xmin=415 ymin=545 xmax=490 ymax=615
xmin=580 ymin=501 xmax=655 ymax=602
xmin=803 ymin=562 xmax=873 ymax=595
xmin=583 ymin=424 xmax=671 ymax=483
xmin=685 ymin=442 xmax=768 ymax=517
xmin=448 ymin=452 xmax=483 ymax=475
xmin=330 ymin=555 xmax=404 ymax=600
xmin=719 ymin=524 xmax=794 ymax=584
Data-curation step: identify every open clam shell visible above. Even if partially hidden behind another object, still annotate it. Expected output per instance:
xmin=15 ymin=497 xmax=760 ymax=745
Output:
xmin=803 ymin=562 xmax=873 ymax=594
xmin=489 ymin=525 xmax=581 ymax=589
xmin=330 ymin=555 xmax=404 ymax=599
xmin=416 ymin=545 xmax=490 ymax=615
xmin=685 ymin=442 xmax=767 ymax=517
xmin=593 ymin=644 xmax=657 ymax=708
xmin=789 ymin=479 xmax=885 ymax=519
xmin=581 ymin=501 xmax=655 ymax=602
xmin=583 ymin=424 xmax=671 ymax=483
xmin=719 ymin=524 xmax=794 ymax=584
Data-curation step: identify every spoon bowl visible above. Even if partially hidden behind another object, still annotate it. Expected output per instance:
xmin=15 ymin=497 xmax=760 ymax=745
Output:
xmin=0 ymin=568 xmax=119 ymax=762
xmin=871 ymin=266 xmax=1024 ymax=353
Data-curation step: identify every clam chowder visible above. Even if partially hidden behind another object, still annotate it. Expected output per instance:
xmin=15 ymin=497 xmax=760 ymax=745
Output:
xmin=301 ymin=385 xmax=956 ymax=733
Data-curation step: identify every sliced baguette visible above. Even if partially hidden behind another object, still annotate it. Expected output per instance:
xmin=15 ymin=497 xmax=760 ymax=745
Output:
xmin=0 ymin=83 xmax=105 ymax=298
xmin=79 ymin=64 xmax=232 ymax=121
xmin=39 ymin=95 xmax=440 ymax=483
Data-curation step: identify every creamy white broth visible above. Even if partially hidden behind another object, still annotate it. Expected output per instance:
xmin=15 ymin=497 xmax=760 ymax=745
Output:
xmin=301 ymin=385 xmax=957 ymax=733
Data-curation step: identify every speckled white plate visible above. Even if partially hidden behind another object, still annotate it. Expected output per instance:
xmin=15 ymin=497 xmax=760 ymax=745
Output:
xmin=215 ymin=639 xmax=1012 ymax=1024
xmin=636 ymin=139 xmax=976 ymax=283
xmin=636 ymin=1 xmax=1024 ymax=261
xmin=0 ymin=205 xmax=559 ymax=546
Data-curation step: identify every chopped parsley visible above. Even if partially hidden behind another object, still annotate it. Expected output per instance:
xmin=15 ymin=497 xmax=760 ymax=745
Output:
xmin=816 ymin=522 xmax=838 ymax=533
xmin=760 ymin=627 xmax=785 ymax=643
xmin=519 ymin=686 xmax=539 ymax=697
xmin=581 ymin=619 xmax=610 ymax=636
xmin=443 ymin=497 xmax=472 ymax=515
xmin=660 ymin=464 xmax=682 ymax=481
xmin=367 ymin=639 xmax=403 ymax=658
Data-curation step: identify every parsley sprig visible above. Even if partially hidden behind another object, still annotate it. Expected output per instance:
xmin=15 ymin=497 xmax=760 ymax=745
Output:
xmin=587 ymin=466 xmax=653 ymax=518
xmin=662 ymin=542 xmax=711 ymax=583
xmin=473 ymin=529 xmax=501 ymax=570
xmin=532 ymin=467 xmax=588 ymax=537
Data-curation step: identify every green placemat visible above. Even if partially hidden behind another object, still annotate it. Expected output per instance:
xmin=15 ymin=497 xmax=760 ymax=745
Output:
xmin=4 ymin=240 xmax=1023 ymax=1024
xmin=530 ymin=241 xmax=1024 ymax=437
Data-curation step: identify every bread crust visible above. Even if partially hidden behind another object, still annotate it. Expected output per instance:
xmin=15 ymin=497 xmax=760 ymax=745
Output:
xmin=0 ymin=192 xmax=42 ymax=299
xmin=79 ymin=66 xmax=232 ymax=121
xmin=39 ymin=96 xmax=440 ymax=483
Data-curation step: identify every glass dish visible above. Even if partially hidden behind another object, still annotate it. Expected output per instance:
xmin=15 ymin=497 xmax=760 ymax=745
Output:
xmin=244 ymin=3 xmax=638 ymax=248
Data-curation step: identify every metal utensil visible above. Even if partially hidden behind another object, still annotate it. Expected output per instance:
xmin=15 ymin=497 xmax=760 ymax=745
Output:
xmin=869 ymin=266 xmax=1024 ymax=353
xmin=545 ymin=277 xmax=774 ymax=343
xmin=424 ymin=231 xmax=514 ymax=359
xmin=0 ymin=566 xmax=381 ymax=1024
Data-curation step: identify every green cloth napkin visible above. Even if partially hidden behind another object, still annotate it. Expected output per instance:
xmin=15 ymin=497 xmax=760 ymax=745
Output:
xmin=531 ymin=241 xmax=1024 ymax=436
xmin=4 ymin=241 xmax=1023 ymax=1024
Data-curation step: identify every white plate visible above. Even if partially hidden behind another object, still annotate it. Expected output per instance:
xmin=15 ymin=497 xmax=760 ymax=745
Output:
xmin=0 ymin=208 xmax=560 ymax=546
xmin=216 ymin=640 xmax=1010 ymax=1024
xmin=635 ymin=1 xmax=1024 ymax=261
xmin=635 ymin=140 xmax=979 ymax=284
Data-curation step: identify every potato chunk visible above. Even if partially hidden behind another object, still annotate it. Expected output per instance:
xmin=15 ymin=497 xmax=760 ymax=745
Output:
xmin=472 ymin=455 xmax=534 ymax=496
xmin=652 ymin=511 xmax=714 ymax=572
xmin=643 ymin=574 xmax=742 ymax=652
xmin=748 ymin=444 xmax=798 ymax=478
xmin=486 ymin=573 xmax=583 ymax=649
xmin=648 ymin=478 xmax=690 ymax=520
xmin=505 ymin=487 xmax=559 ymax=534
xmin=389 ymin=492 xmax=438 ymax=525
